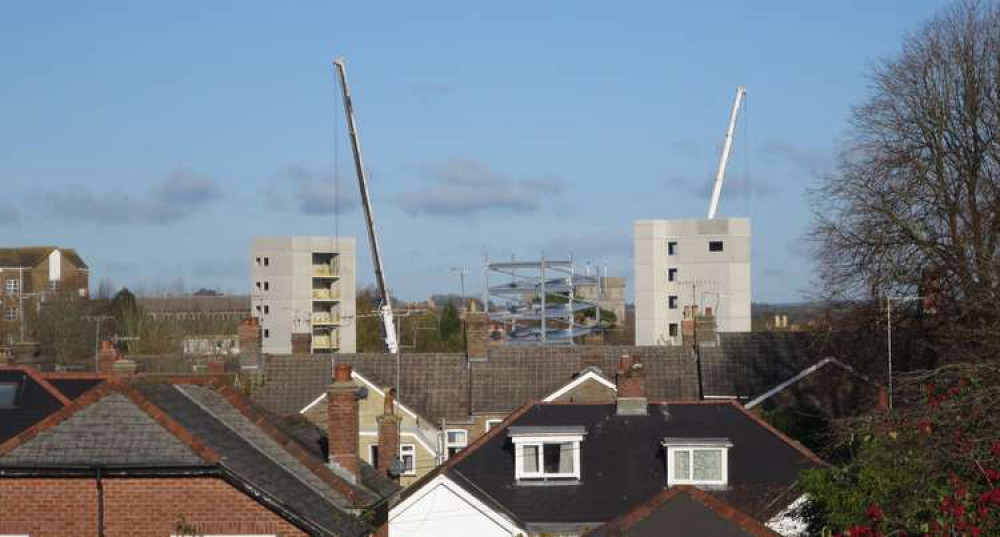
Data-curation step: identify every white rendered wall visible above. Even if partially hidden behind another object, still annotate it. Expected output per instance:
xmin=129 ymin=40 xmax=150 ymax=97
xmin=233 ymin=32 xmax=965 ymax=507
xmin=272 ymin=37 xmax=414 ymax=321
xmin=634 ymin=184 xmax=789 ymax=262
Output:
xmin=250 ymin=237 xmax=356 ymax=354
xmin=634 ymin=218 xmax=751 ymax=345
xmin=390 ymin=475 xmax=524 ymax=537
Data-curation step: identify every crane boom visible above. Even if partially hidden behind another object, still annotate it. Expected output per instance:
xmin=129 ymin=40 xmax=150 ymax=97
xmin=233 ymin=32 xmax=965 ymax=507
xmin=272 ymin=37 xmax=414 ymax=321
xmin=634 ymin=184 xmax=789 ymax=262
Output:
xmin=706 ymin=86 xmax=747 ymax=219
xmin=333 ymin=57 xmax=399 ymax=354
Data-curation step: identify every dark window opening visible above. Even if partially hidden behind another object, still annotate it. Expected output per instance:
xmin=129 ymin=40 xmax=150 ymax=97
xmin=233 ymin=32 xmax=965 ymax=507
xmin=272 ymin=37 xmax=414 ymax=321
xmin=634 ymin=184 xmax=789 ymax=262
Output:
xmin=668 ymin=241 xmax=678 ymax=256
xmin=709 ymin=241 xmax=724 ymax=252
xmin=668 ymin=296 xmax=678 ymax=309
xmin=669 ymin=323 xmax=679 ymax=337
xmin=668 ymin=268 xmax=678 ymax=282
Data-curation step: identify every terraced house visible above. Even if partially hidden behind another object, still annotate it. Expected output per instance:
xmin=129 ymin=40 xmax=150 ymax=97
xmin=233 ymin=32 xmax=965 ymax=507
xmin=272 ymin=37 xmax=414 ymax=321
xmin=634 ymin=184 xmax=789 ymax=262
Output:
xmin=0 ymin=372 xmax=399 ymax=537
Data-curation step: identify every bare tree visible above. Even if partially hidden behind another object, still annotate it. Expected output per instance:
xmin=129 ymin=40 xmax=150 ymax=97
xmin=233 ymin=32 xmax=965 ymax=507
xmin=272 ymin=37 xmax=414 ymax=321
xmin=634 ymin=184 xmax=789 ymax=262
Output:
xmin=810 ymin=0 xmax=1000 ymax=363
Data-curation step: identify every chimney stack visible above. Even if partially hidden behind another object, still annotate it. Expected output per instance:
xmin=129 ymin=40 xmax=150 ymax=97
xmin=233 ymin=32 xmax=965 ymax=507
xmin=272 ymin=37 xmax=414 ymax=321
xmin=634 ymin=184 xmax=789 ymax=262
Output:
xmin=206 ymin=358 xmax=226 ymax=375
xmin=328 ymin=363 xmax=360 ymax=482
xmin=616 ymin=355 xmax=647 ymax=415
xmin=238 ymin=318 xmax=261 ymax=368
xmin=97 ymin=341 xmax=118 ymax=374
xmin=376 ymin=388 xmax=402 ymax=481
xmin=111 ymin=359 xmax=138 ymax=377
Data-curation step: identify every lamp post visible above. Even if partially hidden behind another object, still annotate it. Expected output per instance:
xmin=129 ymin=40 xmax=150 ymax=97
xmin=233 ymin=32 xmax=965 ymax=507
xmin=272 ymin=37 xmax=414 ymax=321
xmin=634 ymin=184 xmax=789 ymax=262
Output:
xmin=886 ymin=295 xmax=924 ymax=410
xmin=449 ymin=267 xmax=468 ymax=310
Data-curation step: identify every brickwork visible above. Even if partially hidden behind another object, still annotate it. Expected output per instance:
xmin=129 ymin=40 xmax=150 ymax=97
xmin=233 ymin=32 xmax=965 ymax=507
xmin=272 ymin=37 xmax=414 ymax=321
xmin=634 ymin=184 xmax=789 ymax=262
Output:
xmin=0 ymin=476 xmax=307 ymax=537
xmin=328 ymin=364 xmax=360 ymax=480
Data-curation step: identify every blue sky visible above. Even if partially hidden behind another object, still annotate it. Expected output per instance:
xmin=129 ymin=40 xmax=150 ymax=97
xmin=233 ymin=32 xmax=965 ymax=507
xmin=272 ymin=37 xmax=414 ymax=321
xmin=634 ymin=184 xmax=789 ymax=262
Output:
xmin=0 ymin=1 xmax=949 ymax=302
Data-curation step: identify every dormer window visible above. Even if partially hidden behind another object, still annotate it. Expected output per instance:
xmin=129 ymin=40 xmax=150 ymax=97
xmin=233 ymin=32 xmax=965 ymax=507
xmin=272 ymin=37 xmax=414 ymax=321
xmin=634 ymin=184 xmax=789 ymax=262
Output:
xmin=662 ymin=438 xmax=731 ymax=488
xmin=509 ymin=426 xmax=585 ymax=481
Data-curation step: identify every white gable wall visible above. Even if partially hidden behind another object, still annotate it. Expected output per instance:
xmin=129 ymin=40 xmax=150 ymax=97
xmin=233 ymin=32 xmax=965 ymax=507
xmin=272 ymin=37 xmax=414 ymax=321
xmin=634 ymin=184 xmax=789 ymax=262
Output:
xmin=390 ymin=474 xmax=524 ymax=537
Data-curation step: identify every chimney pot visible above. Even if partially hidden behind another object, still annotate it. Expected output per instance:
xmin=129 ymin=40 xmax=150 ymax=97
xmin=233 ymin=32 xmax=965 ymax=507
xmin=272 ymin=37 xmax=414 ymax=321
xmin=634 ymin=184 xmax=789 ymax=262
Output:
xmin=334 ymin=363 xmax=352 ymax=382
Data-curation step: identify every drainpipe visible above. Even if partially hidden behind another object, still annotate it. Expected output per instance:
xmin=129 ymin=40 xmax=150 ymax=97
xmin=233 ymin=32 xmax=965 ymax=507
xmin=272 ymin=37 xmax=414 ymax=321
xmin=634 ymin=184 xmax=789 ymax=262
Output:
xmin=96 ymin=467 xmax=105 ymax=537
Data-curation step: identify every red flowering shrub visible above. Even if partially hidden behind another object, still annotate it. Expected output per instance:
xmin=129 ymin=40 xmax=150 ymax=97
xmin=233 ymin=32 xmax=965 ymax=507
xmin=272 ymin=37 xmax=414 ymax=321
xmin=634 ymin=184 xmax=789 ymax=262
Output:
xmin=800 ymin=363 xmax=1000 ymax=536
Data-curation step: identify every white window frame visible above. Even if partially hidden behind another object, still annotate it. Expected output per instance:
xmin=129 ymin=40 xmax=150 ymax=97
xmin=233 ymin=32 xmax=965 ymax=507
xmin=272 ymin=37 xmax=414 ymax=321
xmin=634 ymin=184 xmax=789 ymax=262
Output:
xmin=4 ymin=306 xmax=17 ymax=321
xmin=512 ymin=434 xmax=583 ymax=481
xmin=47 ymin=280 xmax=59 ymax=291
xmin=485 ymin=419 xmax=503 ymax=432
xmin=664 ymin=443 xmax=730 ymax=487
xmin=400 ymin=443 xmax=416 ymax=476
xmin=444 ymin=429 xmax=468 ymax=458
xmin=4 ymin=279 xmax=19 ymax=295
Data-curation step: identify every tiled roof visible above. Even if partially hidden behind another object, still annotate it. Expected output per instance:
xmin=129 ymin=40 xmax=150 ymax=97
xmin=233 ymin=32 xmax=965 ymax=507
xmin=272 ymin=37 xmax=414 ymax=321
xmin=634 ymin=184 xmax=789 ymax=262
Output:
xmin=0 ymin=392 xmax=206 ymax=467
xmin=0 ymin=378 xmax=393 ymax=537
xmin=584 ymin=486 xmax=782 ymax=537
xmin=251 ymin=333 xmax=820 ymax=423
xmin=0 ymin=247 xmax=87 ymax=269
xmin=436 ymin=401 xmax=823 ymax=527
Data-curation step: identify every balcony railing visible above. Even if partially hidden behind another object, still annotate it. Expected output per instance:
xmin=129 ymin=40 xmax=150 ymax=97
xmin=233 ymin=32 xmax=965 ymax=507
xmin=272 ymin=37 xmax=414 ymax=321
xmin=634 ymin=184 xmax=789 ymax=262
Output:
xmin=313 ymin=333 xmax=340 ymax=349
xmin=312 ymin=265 xmax=339 ymax=278
xmin=312 ymin=312 xmax=341 ymax=325
xmin=312 ymin=289 xmax=340 ymax=300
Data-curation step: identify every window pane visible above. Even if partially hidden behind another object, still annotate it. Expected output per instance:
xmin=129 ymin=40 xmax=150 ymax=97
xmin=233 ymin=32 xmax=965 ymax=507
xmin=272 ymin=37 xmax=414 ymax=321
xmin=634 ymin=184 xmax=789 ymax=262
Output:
xmin=447 ymin=430 xmax=467 ymax=445
xmin=522 ymin=445 xmax=539 ymax=473
xmin=673 ymin=450 xmax=691 ymax=480
xmin=558 ymin=442 xmax=574 ymax=473
xmin=543 ymin=443 xmax=561 ymax=473
xmin=693 ymin=449 xmax=722 ymax=481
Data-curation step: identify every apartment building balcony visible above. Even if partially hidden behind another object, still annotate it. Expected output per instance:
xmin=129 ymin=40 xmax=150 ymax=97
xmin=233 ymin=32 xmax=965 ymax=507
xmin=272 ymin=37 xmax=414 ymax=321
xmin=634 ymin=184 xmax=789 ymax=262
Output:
xmin=312 ymin=312 xmax=341 ymax=326
xmin=313 ymin=332 xmax=340 ymax=349
xmin=311 ymin=289 xmax=341 ymax=301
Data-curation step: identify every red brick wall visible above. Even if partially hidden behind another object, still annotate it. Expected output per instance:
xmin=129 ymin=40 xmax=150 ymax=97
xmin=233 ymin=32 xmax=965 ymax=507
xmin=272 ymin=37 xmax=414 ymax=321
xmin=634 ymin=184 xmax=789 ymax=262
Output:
xmin=0 ymin=476 xmax=309 ymax=537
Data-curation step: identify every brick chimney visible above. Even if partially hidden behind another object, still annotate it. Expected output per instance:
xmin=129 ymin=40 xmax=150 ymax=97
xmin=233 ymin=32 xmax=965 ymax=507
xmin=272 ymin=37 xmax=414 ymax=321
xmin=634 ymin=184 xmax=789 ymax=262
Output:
xmin=206 ymin=358 xmax=226 ymax=375
xmin=238 ymin=317 xmax=261 ymax=357
xmin=328 ymin=363 xmax=360 ymax=482
xmin=376 ymin=388 xmax=402 ymax=481
xmin=615 ymin=355 xmax=647 ymax=416
xmin=97 ymin=341 xmax=118 ymax=374
xmin=111 ymin=359 xmax=138 ymax=377
xmin=463 ymin=311 xmax=490 ymax=359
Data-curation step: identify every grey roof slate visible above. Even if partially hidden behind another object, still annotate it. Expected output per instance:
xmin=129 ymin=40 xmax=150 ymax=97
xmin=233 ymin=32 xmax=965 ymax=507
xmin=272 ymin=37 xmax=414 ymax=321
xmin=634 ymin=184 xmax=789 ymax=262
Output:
xmin=0 ymin=393 xmax=204 ymax=467
xmin=445 ymin=402 xmax=821 ymax=526
xmin=251 ymin=334 xmax=820 ymax=424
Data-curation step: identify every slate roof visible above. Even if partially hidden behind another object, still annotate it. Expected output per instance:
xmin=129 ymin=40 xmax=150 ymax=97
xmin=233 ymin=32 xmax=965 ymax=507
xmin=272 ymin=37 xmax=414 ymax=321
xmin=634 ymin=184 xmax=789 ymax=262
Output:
xmin=0 ymin=377 xmax=397 ymax=537
xmin=584 ymin=486 xmax=782 ymax=537
xmin=252 ymin=333 xmax=820 ymax=422
xmin=0 ymin=247 xmax=88 ymax=269
xmin=417 ymin=401 xmax=823 ymax=529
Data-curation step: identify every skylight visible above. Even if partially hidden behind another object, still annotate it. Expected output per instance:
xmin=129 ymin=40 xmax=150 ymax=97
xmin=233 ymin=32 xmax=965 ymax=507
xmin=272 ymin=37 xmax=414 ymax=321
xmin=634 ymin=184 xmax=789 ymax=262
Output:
xmin=0 ymin=381 xmax=19 ymax=409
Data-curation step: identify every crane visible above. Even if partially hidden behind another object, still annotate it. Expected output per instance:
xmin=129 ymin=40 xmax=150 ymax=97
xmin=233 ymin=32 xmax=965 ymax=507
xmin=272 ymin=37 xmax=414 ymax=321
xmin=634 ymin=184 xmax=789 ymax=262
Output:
xmin=333 ymin=57 xmax=399 ymax=354
xmin=706 ymin=86 xmax=747 ymax=219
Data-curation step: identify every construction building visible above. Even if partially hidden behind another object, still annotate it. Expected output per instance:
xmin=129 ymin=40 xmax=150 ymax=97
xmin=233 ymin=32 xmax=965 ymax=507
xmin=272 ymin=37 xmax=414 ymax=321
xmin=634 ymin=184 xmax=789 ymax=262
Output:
xmin=250 ymin=237 xmax=356 ymax=355
xmin=634 ymin=218 xmax=751 ymax=345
